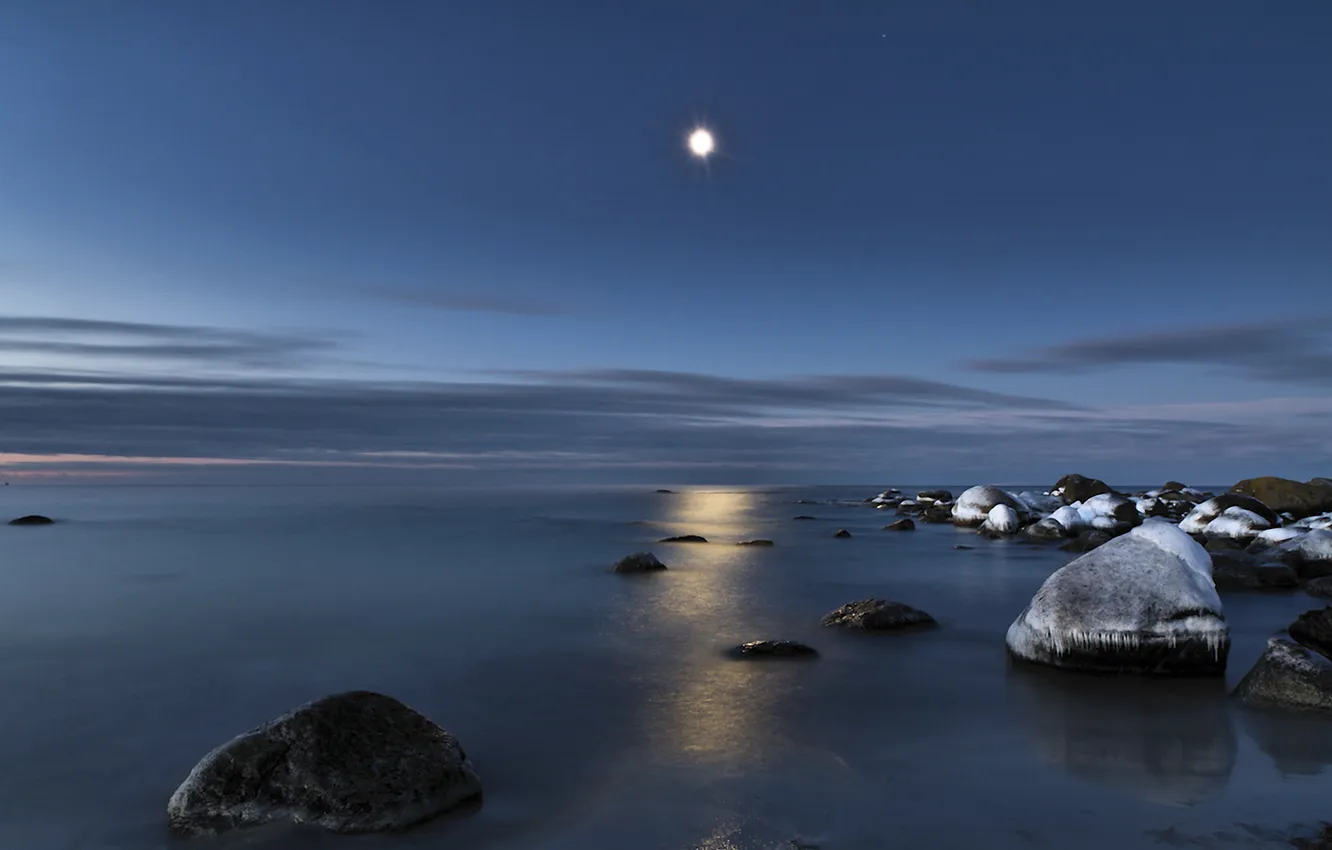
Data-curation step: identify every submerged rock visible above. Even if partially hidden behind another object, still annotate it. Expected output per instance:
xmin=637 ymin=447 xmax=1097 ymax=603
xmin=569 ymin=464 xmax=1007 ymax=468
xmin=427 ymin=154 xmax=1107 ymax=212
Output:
xmin=1229 ymin=477 xmax=1332 ymax=519
xmin=8 ymin=514 xmax=54 ymax=526
xmin=792 ymin=515 xmax=818 ymax=521
xmin=952 ymin=486 xmax=1027 ymax=527
xmin=1006 ymin=522 xmax=1229 ymax=676
xmin=1051 ymin=474 xmax=1113 ymax=504
xmin=167 ymin=691 xmax=481 ymax=836
xmin=658 ymin=534 xmax=708 ymax=543
xmin=1233 ymin=638 xmax=1332 ymax=712
xmin=737 ymin=539 xmax=774 ymax=547
xmin=833 ymin=529 xmax=852 ymax=539
xmin=613 ymin=552 xmax=667 ymax=573
xmin=655 ymin=489 xmax=675 ymax=494
xmin=728 ymin=640 xmax=818 ymax=660
xmin=882 ymin=518 xmax=915 ymax=531
xmin=821 ymin=598 xmax=936 ymax=632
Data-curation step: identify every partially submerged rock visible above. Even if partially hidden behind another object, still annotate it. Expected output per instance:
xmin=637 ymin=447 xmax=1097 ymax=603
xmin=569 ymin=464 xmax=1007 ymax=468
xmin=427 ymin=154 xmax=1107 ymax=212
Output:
xmin=658 ymin=534 xmax=708 ymax=543
xmin=8 ymin=514 xmax=54 ymax=526
xmin=1233 ymin=638 xmax=1332 ymax=712
xmin=1059 ymin=529 xmax=1112 ymax=553
xmin=833 ymin=529 xmax=852 ymax=539
xmin=166 ymin=691 xmax=481 ymax=836
xmin=1230 ymin=477 xmax=1332 ymax=519
xmin=980 ymin=504 xmax=1021 ymax=536
xmin=1051 ymin=474 xmax=1113 ymax=504
xmin=917 ymin=489 xmax=953 ymax=503
xmin=1024 ymin=518 xmax=1071 ymax=541
xmin=613 ymin=552 xmax=667 ymax=573
xmin=1209 ymin=552 xmax=1299 ymax=592
xmin=1006 ymin=522 xmax=1229 ymax=676
xmin=728 ymin=640 xmax=818 ymax=659
xmin=882 ymin=518 xmax=915 ymax=531
xmin=821 ymin=598 xmax=936 ymax=632
xmin=737 ymin=539 xmax=774 ymax=547
xmin=792 ymin=515 xmax=818 ymax=521
xmin=952 ymin=486 xmax=1027 ymax=527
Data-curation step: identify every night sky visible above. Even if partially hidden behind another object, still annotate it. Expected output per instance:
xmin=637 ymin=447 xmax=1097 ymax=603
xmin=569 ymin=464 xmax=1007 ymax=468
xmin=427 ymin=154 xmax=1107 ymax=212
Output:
xmin=1 ymin=1 xmax=1329 ymax=485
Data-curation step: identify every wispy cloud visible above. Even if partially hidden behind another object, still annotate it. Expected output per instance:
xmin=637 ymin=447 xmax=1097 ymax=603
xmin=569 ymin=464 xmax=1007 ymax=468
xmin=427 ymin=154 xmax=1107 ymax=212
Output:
xmin=353 ymin=286 xmax=565 ymax=316
xmin=0 ymin=316 xmax=342 ymax=368
xmin=963 ymin=316 xmax=1332 ymax=385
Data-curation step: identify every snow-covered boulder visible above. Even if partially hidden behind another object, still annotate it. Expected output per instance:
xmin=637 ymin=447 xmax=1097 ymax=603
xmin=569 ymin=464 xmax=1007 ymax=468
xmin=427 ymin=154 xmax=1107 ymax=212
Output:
xmin=1005 ymin=521 xmax=1229 ymax=676
xmin=1202 ymin=507 xmax=1273 ymax=542
xmin=1073 ymin=493 xmax=1142 ymax=535
xmin=1293 ymin=513 xmax=1332 ymax=531
xmin=1049 ymin=505 xmax=1086 ymax=533
xmin=1180 ymin=495 xmax=1280 ymax=535
xmin=1273 ymin=529 xmax=1332 ymax=580
xmin=952 ymin=486 xmax=1027 ymax=527
xmin=1025 ymin=517 xmax=1072 ymax=541
xmin=1013 ymin=491 xmax=1063 ymax=515
xmin=981 ymin=504 xmax=1021 ymax=536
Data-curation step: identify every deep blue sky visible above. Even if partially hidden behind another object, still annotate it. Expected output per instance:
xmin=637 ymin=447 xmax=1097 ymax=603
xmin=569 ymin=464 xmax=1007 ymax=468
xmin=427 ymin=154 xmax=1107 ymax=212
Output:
xmin=1 ymin=0 xmax=1329 ymax=485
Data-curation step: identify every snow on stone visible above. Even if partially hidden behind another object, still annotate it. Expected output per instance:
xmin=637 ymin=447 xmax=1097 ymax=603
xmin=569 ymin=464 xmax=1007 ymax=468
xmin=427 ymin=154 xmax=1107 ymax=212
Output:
xmin=1255 ymin=527 xmax=1305 ymax=546
xmin=1006 ymin=522 xmax=1226 ymax=663
xmin=952 ymin=485 xmax=1021 ymax=525
xmin=1278 ymin=529 xmax=1332 ymax=564
xmin=1049 ymin=505 xmax=1085 ymax=533
xmin=1012 ymin=491 xmax=1063 ymax=514
xmin=1202 ymin=507 xmax=1272 ymax=540
xmin=983 ymin=504 xmax=1021 ymax=534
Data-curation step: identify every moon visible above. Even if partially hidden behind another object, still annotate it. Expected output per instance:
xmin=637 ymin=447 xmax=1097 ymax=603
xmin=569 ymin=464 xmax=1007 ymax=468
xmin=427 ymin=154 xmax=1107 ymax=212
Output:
xmin=687 ymin=127 xmax=715 ymax=159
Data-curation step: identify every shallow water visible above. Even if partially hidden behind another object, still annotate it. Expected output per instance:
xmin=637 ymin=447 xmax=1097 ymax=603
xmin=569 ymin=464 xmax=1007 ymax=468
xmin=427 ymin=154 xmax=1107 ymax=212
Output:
xmin=1 ymin=484 xmax=1330 ymax=850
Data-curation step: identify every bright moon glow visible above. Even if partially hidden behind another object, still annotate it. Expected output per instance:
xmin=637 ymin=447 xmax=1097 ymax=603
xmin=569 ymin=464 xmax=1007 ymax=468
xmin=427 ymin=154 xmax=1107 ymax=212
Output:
xmin=687 ymin=128 xmax=715 ymax=158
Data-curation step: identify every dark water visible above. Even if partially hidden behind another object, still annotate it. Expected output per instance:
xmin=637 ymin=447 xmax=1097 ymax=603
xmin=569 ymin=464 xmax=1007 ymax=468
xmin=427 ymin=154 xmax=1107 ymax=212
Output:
xmin=1 ymin=484 xmax=1330 ymax=850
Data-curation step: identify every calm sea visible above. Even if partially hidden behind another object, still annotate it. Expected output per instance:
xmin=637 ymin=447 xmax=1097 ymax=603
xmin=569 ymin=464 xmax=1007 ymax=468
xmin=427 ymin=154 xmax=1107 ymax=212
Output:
xmin=1 ymin=484 xmax=1329 ymax=850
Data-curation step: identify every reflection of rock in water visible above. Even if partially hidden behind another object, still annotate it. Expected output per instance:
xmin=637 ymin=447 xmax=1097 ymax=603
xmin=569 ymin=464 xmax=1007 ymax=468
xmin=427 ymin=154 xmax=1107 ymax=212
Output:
xmin=1007 ymin=665 xmax=1236 ymax=806
xmin=1239 ymin=707 xmax=1332 ymax=777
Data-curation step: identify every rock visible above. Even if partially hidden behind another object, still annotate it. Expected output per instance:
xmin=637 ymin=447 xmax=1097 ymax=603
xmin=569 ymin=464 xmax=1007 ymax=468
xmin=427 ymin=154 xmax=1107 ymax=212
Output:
xmin=655 ymin=489 xmax=674 ymax=494
xmin=1209 ymin=552 xmax=1299 ymax=592
xmin=1059 ymin=529 xmax=1112 ymax=553
xmin=737 ymin=539 xmax=774 ymax=547
xmin=613 ymin=552 xmax=667 ymax=573
xmin=917 ymin=489 xmax=953 ymax=502
xmin=1161 ymin=481 xmax=1188 ymax=493
xmin=951 ymin=486 xmax=1027 ymax=527
xmin=954 ymin=544 xmax=975 ymax=550
xmin=1051 ymin=474 xmax=1114 ymax=504
xmin=882 ymin=518 xmax=915 ymax=531
xmin=921 ymin=504 xmax=954 ymax=523
xmin=1204 ymin=537 xmax=1244 ymax=552
xmin=1049 ymin=505 xmax=1086 ymax=533
xmin=166 ymin=691 xmax=481 ymax=836
xmin=1202 ymin=506 xmax=1273 ymax=542
xmin=1013 ymin=491 xmax=1064 ymax=514
xmin=1006 ymin=522 xmax=1229 ymax=676
xmin=895 ymin=500 xmax=921 ymax=514
xmin=1273 ymin=530 xmax=1332 ymax=580
xmin=1025 ymin=517 xmax=1071 ymax=541
xmin=1306 ymin=577 xmax=1332 ymax=598
xmin=658 ymin=534 xmax=708 ymax=543
xmin=1078 ymin=493 xmax=1143 ymax=530
xmin=792 ymin=515 xmax=818 ymax=521
xmin=8 ymin=515 xmax=54 ymax=526
xmin=821 ymin=598 xmax=936 ymax=631
xmin=833 ymin=529 xmax=852 ymax=539
xmin=1180 ymin=495 xmax=1280 ymax=534
xmin=1229 ymin=477 xmax=1332 ymax=519
xmin=980 ymin=504 xmax=1021 ymax=536
xmin=1290 ymin=607 xmax=1332 ymax=660
xmin=727 ymin=640 xmax=818 ymax=659
xmin=1233 ymin=638 xmax=1332 ymax=712
xmin=1248 ymin=527 xmax=1306 ymax=553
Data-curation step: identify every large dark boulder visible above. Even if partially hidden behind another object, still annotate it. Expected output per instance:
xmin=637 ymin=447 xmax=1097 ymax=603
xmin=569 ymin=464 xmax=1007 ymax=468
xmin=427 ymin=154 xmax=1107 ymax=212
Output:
xmin=821 ymin=598 xmax=936 ymax=632
xmin=167 ymin=691 xmax=481 ymax=836
xmin=1059 ymin=529 xmax=1113 ymax=553
xmin=1229 ymin=477 xmax=1332 ymax=519
xmin=1209 ymin=552 xmax=1299 ymax=592
xmin=916 ymin=489 xmax=953 ymax=502
xmin=658 ymin=535 xmax=708 ymax=543
xmin=882 ymin=518 xmax=915 ymax=531
xmin=1025 ymin=518 xmax=1071 ymax=541
xmin=1051 ymin=474 xmax=1113 ymax=504
xmin=1234 ymin=638 xmax=1332 ymax=712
